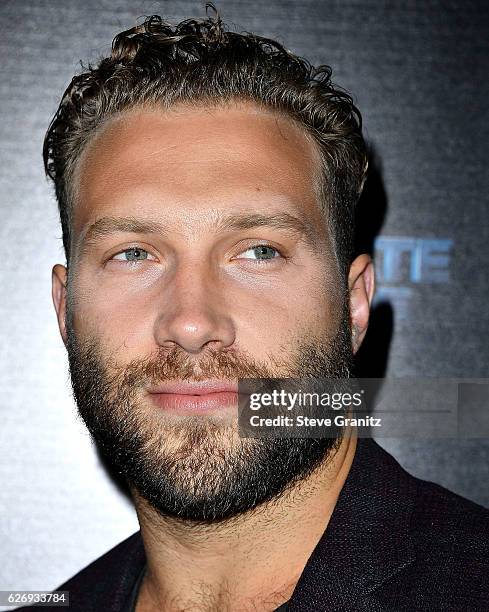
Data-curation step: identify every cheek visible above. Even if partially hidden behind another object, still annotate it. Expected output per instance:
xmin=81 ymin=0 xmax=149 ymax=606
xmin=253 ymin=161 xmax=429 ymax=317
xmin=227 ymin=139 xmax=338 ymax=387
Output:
xmin=67 ymin=268 xmax=159 ymax=353
xmin=232 ymin=266 xmax=342 ymax=357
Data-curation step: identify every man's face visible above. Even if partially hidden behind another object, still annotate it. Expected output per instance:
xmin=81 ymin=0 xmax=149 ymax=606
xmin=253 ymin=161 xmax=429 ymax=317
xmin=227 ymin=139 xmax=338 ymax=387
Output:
xmin=55 ymin=102 xmax=355 ymax=522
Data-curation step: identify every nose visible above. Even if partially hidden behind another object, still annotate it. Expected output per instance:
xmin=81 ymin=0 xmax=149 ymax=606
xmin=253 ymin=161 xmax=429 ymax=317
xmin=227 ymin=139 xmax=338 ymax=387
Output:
xmin=153 ymin=262 xmax=236 ymax=354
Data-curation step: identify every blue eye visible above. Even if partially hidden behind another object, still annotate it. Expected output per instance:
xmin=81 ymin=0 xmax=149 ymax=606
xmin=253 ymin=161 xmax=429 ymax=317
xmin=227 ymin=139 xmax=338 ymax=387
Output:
xmin=239 ymin=245 xmax=280 ymax=261
xmin=113 ymin=247 xmax=153 ymax=261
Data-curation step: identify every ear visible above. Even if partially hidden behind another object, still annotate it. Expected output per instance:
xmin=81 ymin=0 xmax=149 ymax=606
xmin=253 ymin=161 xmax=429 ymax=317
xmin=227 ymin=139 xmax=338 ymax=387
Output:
xmin=348 ymin=254 xmax=375 ymax=353
xmin=52 ymin=264 xmax=69 ymax=346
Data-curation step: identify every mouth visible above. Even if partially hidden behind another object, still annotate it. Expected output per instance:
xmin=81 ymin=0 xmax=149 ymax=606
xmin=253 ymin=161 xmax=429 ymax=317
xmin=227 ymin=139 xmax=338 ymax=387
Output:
xmin=147 ymin=380 xmax=240 ymax=414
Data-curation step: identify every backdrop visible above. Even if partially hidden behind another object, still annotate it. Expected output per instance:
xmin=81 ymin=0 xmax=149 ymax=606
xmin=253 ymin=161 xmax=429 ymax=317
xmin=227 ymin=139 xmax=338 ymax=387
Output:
xmin=1 ymin=0 xmax=488 ymax=598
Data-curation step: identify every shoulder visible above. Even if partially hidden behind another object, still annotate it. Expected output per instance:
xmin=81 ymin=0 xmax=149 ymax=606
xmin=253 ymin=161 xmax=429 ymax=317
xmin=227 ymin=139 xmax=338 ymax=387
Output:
xmin=15 ymin=531 xmax=145 ymax=611
xmin=374 ymin=446 xmax=489 ymax=610
xmin=59 ymin=529 xmax=144 ymax=589
xmin=359 ymin=439 xmax=489 ymax=548
xmin=410 ymin=475 xmax=489 ymax=575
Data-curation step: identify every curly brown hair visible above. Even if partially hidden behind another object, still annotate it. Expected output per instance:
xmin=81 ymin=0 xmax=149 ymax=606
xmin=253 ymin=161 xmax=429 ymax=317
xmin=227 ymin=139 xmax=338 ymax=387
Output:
xmin=43 ymin=5 xmax=368 ymax=278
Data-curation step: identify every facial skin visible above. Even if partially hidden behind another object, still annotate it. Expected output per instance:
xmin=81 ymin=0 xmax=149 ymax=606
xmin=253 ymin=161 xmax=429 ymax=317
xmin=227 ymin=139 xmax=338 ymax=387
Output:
xmin=52 ymin=101 xmax=374 ymax=609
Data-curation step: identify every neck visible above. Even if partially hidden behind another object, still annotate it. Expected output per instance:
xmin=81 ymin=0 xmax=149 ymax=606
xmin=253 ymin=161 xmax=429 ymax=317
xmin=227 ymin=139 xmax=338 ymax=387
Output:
xmin=132 ymin=430 xmax=357 ymax=612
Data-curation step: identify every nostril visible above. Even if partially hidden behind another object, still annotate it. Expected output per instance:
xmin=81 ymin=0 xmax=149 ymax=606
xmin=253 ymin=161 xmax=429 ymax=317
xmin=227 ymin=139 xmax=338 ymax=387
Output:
xmin=153 ymin=305 xmax=236 ymax=354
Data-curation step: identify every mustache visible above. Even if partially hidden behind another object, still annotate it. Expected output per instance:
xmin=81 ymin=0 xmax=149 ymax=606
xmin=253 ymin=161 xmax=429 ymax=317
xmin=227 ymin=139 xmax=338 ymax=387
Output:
xmin=109 ymin=344 xmax=288 ymax=388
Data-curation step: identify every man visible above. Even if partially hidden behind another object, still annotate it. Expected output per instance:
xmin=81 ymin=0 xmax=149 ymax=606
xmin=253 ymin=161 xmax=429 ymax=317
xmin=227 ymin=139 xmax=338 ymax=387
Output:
xmin=20 ymin=8 xmax=488 ymax=612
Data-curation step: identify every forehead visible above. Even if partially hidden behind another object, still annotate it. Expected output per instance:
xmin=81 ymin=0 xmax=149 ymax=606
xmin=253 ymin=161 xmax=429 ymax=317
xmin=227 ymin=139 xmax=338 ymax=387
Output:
xmin=74 ymin=102 xmax=325 ymax=233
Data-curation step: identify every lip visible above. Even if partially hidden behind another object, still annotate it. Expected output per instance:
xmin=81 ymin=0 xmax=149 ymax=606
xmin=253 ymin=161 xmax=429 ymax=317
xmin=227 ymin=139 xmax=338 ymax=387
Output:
xmin=147 ymin=380 xmax=238 ymax=395
xmin=147 ymin=380 xmax=240 ymax=415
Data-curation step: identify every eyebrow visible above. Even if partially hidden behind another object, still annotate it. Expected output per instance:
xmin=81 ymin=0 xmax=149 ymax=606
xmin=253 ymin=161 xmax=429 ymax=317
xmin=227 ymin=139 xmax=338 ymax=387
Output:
xmin=77 ymin=210 xmax=321 ymax=256
xmin=216 ymin=212 xmax=319 ymax=245
xmin=81 ymin=216 xmax=166 ymax=247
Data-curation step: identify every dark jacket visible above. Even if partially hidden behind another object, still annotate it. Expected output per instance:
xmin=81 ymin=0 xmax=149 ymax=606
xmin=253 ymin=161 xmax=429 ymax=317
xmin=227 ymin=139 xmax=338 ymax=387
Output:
xmin=18 ymin=439 xmax=489 ymax=611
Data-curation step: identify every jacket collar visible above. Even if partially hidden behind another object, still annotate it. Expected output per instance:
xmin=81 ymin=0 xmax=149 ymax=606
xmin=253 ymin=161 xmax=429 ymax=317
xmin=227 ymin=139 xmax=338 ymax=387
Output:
xmin=286 ymin=438 xmax=417 ymax=611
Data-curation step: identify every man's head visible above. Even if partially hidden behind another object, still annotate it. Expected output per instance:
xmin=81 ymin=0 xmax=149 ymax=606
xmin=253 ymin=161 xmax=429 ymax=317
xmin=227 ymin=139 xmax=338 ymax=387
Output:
xmin=48 ymin=10 xmax=374 ymax=523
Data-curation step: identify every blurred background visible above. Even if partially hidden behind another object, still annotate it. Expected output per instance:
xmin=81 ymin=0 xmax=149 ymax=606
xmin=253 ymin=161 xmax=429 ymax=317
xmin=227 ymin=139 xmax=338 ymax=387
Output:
xmin=1 ymin=0 xmax=488 ymax=598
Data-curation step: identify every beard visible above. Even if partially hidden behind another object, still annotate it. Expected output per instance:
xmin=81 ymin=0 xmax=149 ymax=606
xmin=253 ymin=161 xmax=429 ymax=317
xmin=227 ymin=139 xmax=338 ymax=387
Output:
xmin=65 ymin=308 xmax=354 ymax=524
